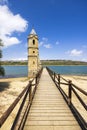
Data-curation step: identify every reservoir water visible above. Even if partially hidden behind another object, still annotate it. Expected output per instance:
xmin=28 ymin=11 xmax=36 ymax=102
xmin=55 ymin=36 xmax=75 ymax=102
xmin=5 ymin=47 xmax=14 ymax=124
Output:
xmin=48 ymin=65 xmax=87 ymax=76
xmin=1 ymin=65 xmax=28 ymax=78
xmin=1 ymin=65 xmax=87 ymax=78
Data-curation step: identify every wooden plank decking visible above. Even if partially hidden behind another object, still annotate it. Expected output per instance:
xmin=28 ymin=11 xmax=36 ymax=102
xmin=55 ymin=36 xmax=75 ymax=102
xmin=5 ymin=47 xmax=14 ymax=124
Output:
xmin=24 ymin=68 xmax=81 ymax=130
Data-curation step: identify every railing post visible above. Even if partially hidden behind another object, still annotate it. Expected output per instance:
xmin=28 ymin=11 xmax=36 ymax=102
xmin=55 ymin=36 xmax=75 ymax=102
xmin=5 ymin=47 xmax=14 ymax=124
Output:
xmin=54 ymin=72 xmax=55 ymax=81
xmin=35 ymin=74 xmax=38 ymax=92
xmin=29 ymin=81 xmax=32 ymax=104
xmin=36 ymin=71 xmax=40 ymax=85
xmin=58 ymin=74 xmax=60 ymax=87
xmin=36 ymin=75 xmax=38 ymax=85
xmin=68 ymin=80 xmax=72 ymax=106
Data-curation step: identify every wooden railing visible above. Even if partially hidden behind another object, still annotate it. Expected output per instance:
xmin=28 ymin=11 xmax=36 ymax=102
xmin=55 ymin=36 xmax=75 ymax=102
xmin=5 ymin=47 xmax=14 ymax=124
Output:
xmin=0 ymin=67 xmax=43 ymax=130
xmin=46 ymin=67 xmax=87 ymax=130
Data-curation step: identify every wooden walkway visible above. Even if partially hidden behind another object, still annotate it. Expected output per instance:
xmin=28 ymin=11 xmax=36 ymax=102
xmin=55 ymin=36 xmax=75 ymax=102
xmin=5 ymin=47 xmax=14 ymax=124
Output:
xmin=24 ymin=68 xmax=81 ymax=130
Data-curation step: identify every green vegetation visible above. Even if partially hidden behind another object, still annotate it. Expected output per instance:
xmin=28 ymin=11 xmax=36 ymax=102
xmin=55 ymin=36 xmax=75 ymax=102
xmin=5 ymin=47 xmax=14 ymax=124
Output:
xmin=1 ymin=61 xmax=28 ymax=66
xmin=0 ymin=39 xmax=5 ymax=76
xmin=1 ymin=60 xmax=87 ymax=66
xmin=41 ymin=60 xmax=87 ymax=65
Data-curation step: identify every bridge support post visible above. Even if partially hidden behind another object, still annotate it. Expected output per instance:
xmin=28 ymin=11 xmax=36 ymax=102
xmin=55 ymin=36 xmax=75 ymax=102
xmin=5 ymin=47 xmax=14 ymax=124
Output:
xmin=29 ymin=81 xmax=32 ymax=104
xmin=54 ymin=72 xmax=55 ymax=81
xmin=35 ymin=74 xmax=38 ymax=93
xmin=58 ymin=74 xmax=60 ymax=88
xmin=68 ymin=80 xmax=72 ymax=106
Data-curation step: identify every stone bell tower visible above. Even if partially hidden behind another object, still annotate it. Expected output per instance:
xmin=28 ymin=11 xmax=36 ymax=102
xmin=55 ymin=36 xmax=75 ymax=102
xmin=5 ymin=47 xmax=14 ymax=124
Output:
xmin=27 ymin=28 xmax=40 ymax=77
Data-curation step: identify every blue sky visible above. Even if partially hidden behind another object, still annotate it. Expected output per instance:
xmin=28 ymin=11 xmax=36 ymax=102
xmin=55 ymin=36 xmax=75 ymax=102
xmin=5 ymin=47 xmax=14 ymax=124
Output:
xmin=0 ymin=0 xmax=87 ymax=61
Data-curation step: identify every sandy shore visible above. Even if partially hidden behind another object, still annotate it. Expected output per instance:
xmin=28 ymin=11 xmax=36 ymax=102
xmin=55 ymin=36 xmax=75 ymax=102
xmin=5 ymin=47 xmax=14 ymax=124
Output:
xmin=0 ymin=75 xmax=87 ymax=129
xmin=0 ymin=77 xmax=30 ymax=129
xmin=0 ymin=77 xmax=29 ymax=116
xmin=62 ymin=75 xmax=87 ymax=91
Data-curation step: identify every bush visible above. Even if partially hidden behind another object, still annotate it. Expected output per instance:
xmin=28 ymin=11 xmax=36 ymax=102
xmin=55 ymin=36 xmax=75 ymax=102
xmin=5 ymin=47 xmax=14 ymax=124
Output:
xmin=0 ymin=66 xmax=5 ymax=76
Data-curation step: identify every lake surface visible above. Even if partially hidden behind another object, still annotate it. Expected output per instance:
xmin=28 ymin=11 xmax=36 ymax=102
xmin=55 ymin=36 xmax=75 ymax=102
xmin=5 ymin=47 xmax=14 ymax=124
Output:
xmin=1 ymin=65 xmax=28 ymax=78
xmin=48 ymin=65 xmax=87 ymax=75
xmin=1 ymin=65 xmax=87 ymax=78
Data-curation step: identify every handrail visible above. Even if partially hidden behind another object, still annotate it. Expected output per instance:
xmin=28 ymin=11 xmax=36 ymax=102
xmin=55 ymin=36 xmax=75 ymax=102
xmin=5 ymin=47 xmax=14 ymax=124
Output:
xmin=0 ymin=84 xmax=29 ymax=127
xmin=0 ymin=67 xmax=43 ymax=129
xmin=72 ymin=83 xmax=87 ymax=96
xmin=46 ymin=67 xmax=87 ymax=130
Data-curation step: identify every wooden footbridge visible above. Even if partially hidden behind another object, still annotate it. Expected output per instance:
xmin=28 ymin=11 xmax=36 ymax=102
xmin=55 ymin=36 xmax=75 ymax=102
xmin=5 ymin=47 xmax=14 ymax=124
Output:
xmin=0 ymin=67 xmax=87 ymax=130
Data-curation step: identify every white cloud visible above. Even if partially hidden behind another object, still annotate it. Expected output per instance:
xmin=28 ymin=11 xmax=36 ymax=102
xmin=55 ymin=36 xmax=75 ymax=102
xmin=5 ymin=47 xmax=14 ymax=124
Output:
xmin=39 ymin=41 xmax=44 ymax=47
xmin=71 ymin=49 xmax=83 ymax=56
xmin=42 ymin=37 xmax=48 ymax=42
xmin=44 ymin=44 xmax=52 ymax=48
xmin=1 ymin=35 xmax=21 ymax=47
xmin=39 ymin=37 xmax=48 ymax=47
xmin=67 ymin=49 xmax=83 ymax=56
xmin=39 ymin=37 xmax=52 ymax=49
xmin=12 ymin=57 xmax=27 ymax=61
xmin=56 ymin=41 xmax=59 ymax=45
xmin=0 ymin=5 xmax=28 ymax=47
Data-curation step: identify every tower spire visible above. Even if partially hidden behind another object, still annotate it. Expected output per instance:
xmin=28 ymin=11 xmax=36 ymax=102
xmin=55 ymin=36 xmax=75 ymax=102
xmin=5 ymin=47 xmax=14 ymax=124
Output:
xmin=30 ymin=28 xmax=37 ymax=35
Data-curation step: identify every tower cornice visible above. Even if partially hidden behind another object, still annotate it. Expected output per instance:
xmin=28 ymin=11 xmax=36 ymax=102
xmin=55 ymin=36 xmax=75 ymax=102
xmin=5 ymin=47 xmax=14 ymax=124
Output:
xmin=28 ymin=47 xmax=38 ymax=49
xmin=28 ymin=55 xmax=37 ymax=57
xmin=27 ymin=35 xmax=38 ymax=40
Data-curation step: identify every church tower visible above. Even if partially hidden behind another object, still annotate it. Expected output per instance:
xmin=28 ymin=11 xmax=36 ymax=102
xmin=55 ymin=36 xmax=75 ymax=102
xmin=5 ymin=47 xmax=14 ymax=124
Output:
xmin=27 ymin=28 xmax=40 ymax=77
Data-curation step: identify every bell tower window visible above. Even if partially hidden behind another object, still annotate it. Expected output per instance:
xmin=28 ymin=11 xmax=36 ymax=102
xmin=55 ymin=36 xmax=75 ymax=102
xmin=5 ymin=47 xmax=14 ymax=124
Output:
xmin=33 ymin=61 xmax=35 ymax=64
xmin=33 ymin=39 xmax=35 ymax=45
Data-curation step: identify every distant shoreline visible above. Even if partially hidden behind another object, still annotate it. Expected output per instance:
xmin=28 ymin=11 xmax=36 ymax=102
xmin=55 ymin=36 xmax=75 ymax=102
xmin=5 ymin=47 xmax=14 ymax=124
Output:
xmin=2 ymin=65 xmax=27 ymax=66
xmin=2 ymin=64 xmax=87 ymax=66
xmin=1 ymin=60 xmax=87 ymax=66
xmin=43 ymin=64 xmax=87 ymax=66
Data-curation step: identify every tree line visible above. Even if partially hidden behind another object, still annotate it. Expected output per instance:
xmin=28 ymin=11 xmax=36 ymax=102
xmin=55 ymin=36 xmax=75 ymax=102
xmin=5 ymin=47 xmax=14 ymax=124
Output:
xmin=1 ymin=60 xmax=87 ymax=66
xmin=0 ymin=39 xmax=5 ymax=76
xmin=41 ymin=60 xmax=87 ymax=65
